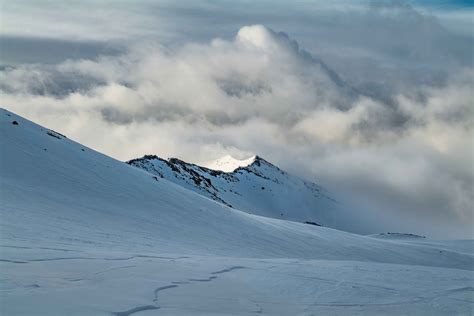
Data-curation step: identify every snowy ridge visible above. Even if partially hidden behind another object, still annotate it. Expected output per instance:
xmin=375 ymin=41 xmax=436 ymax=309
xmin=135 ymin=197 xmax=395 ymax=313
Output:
xmin=1 ymin=108 xmax=473 ymax=315
xmin=127 ymin=153 xmax=336 ymax=226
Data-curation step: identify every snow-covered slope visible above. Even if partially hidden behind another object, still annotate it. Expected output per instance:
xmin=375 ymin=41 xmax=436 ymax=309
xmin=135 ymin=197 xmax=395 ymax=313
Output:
xmin=1 ymin=108 xmax=464 ymax=264
xmin=1 ymin=108 xmax=473 ymax=315
xmin=127 ymin=154 xmax=336 ymax=226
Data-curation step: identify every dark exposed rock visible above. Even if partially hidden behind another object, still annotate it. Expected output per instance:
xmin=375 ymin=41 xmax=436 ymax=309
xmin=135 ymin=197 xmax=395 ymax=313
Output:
xmin=378 ymin=232 xmax=425 ymax=238
xmin=48 ymin=129 xmax=67 ymax=138
xmin=304 ymin=221 xmax=322 ymax=227
xmin=46 ymin=131 xmax=62 ymax=139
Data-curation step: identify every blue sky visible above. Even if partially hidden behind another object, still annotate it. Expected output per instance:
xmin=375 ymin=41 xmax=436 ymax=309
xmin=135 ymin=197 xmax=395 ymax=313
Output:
xmin=412 ymin=0 xmax=474 ymax=8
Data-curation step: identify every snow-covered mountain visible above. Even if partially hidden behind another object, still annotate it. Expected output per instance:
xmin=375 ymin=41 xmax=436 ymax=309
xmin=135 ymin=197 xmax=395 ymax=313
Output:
xmin=127 ymin=154 xmax=336 ymax=226
xmin=1 ymin=108 xmax=473 ymax=315
xmin=203 ymin=155 xmax=257 ymax=172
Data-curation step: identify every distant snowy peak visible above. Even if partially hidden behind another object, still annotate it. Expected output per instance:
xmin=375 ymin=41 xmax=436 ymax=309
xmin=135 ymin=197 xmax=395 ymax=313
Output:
xmin=369 ymin=232 xmax=427 ymax=240
xmin=203 ymin=155 xmax=257 ymax=172
xmin=127 ymin=153 xmax=336 ymax=226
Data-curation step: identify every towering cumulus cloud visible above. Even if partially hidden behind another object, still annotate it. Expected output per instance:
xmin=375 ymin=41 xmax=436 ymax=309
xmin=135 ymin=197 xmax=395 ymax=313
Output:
xmin=1 ymin=16 xmax=473 ymax=238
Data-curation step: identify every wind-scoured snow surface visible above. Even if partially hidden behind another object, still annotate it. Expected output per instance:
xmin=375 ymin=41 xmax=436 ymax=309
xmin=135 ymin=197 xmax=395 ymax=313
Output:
xmin=0 ymin=108 xmax=473 ymax=315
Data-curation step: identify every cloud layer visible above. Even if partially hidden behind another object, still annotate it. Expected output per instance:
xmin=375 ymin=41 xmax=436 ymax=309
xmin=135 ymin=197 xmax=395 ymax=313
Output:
xmin=1 ymin=2 xmax=473 ymax=238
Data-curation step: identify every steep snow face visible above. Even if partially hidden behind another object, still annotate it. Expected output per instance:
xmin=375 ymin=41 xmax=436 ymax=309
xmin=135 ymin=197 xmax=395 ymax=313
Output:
xmin=203 ymin=155 xmax=256 ymax=172
xmin=1 ymin=108 xmax=473 ymax=315
xmin=127 ymin=154 xmax=337 ymax=226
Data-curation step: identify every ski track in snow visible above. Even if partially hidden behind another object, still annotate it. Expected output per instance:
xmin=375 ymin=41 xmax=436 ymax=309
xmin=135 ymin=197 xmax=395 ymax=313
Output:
xmin=0 ymin=259 xmax=28 ymax=264
xmin=153 ymin=285 xmax=179 ymax=303
xmin=114 ymin=266 xmax=248 ymax=315
xmin=94 ymin=265 xmax=137 ymax=275
xmin=0 ymin=255 xmax=190 ymax=264
xmin=113 ymin=305 xmax=159 ymax=316
xmin=211 ymin=266 xmax=247 ymax=274
xmin=0 ymin=245 xmax=79 ymax=252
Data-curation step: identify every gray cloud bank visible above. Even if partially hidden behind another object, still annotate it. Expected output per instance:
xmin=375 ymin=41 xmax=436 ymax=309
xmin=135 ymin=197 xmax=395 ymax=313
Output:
xmin=1 ymin=1 xmax=473 ymax=238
